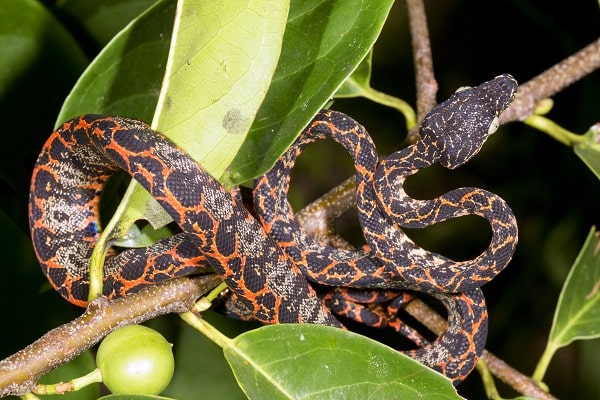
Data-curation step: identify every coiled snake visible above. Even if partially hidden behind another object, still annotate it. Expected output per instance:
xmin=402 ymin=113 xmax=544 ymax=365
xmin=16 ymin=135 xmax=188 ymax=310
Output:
xmin=29 ymin=74 xmax=518 ymax=384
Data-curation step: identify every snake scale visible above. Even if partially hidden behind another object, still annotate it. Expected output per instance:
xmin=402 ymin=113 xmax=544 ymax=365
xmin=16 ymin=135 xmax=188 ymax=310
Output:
xmin=29 ymin=74 xmax=518 ymax=384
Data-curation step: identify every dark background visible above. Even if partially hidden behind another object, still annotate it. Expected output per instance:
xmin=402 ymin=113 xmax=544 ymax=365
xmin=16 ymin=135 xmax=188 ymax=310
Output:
xmin=1 ymin=0 xmax=598 ymax=399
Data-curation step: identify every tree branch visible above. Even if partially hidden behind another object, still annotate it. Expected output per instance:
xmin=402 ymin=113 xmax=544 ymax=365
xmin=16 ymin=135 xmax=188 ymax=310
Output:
xmin=0 ymin=274 xmax=222 ymax=397
xmin=500 ymin=37 xmax=600 ymax=124
xmin=406 ymin=0 xmax=438 ymax=122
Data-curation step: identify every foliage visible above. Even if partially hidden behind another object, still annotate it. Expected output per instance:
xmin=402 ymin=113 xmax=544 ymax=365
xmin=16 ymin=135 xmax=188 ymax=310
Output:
xmin=0 ymin=0 xmax=598 ymax=399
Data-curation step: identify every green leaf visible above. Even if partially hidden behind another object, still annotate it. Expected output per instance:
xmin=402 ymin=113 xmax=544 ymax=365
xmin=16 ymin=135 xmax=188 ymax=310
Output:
xmin=224 ymin=0 xmax=395 ymax=184
xmin=548 ymin=226 xmax=600 ymax=346
xmin=56 ymin=0 xmax=175 ymax=125
xmin=533 ymin=226 xmax=600 ymax=381
xmin=224 ymin=324 xmax=463 ymax=400
xmin=334 ymin=50 xmax=416 ymax=129
xmin=334 ymin=50 xmax=373 ymax=97
xmin=152 ymin=0 xmax=290 ymax=178
xmin=56 ymin=0 xmax=159 ymax=47
xmin=97 ymin=0 xmax=289 ymax=244
xmin=98 ymin=395 xmax=175 ymax=400
xmin=574 ymin=124 xmax=600 ymax=181
xmin=0 ymin=0 xmax=85 ymax=99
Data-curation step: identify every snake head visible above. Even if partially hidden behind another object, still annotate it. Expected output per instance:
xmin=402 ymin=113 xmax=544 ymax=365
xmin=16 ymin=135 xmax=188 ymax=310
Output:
xmin=420 ymin=74 xmax=518 ymax=169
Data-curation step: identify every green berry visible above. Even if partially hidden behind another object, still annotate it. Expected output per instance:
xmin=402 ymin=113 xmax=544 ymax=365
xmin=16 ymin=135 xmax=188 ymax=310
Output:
xmin=96 ymin=325 xmax=175 ymax=395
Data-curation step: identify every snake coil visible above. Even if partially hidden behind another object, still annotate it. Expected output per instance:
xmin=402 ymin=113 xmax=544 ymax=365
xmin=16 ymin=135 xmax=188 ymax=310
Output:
xmin=29 ymin=74 xmax=519 ymax=385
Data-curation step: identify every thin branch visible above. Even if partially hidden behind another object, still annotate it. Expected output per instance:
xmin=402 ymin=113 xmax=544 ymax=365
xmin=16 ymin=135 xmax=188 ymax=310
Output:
xmin=406 ymin=0 xmax=438 ymax=122
xmin=481 ymin=350 xmax=556 ymax=400
xmin=0 ymin=274 xmax=222 ymax=397
xmin=501 ymin=37 xmax=600 ymax=124
xmin=297 ymin=176 xmax=356 ymax=249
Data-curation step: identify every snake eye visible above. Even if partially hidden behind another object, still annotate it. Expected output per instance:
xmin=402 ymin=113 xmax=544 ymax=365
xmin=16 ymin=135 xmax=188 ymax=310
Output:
xmin=488 ymin=116 xmax=500 ymax=135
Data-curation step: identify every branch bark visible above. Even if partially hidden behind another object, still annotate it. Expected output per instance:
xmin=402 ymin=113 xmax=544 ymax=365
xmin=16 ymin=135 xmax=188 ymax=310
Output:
xmin=0 ymin=274 xmax=222 ymax=397
xmin=500 ymin=38 xmax=600 ymax=124
xmin=406 ymin=0 xmax=437 ymax=122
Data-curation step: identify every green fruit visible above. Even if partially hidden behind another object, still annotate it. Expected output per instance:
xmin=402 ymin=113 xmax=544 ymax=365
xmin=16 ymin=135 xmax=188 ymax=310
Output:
xmin=96 ymin=325 xmax=175 ymax=395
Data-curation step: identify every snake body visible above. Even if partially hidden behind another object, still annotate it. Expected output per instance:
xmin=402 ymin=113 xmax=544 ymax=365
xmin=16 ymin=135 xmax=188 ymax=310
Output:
xmin=254 ymin=75 xmax=518 ymax=294
xmin=29 ymin=115 xmax=339 ymax=326
xmin=370 ymin=75 xmax=519 ymax=292
xmin=29 ymin=74 xmax=518 ymax=385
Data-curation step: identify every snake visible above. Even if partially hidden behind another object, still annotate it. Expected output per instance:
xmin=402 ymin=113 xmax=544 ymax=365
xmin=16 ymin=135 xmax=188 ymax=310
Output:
xmin=253 ymin=74 xmax=518 ymax=294
xmin=28 ymin=115 xmax=339 ymax=327
xmin=28 ymin=74 xmax=518 ymax=385
xmin=251 ymin=74 xmax=518 ymax=382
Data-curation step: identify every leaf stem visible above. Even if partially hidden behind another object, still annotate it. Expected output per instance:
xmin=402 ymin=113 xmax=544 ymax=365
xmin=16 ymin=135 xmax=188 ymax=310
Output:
xmin=32 ymin=368 xmax=102 ymax=395
xmin=20 ymin=394 xmax=40 ymax=400
xmin=524 ymin=115 xmax=586 ymax=147
xmin=475 ymin=358 xmax=501 ymax=400
xmin=179 ymin=311 xmax=231 ymax=349
xmin=88 ymin=180 xmax=140 ymax=302
xmin=193 ymin=281 xmax=229 ymax=313
xmin=532 ymin=344 xmax=556 ymax=383
xmin=360 ymin=86 xmax=417 ymax=129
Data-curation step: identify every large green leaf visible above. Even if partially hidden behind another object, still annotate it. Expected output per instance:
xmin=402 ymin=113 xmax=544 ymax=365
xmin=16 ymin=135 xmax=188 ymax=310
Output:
xmin=548 ymin=226 xmax=600 ymax=346
xmin=56 ymin=0 xmax=175 ymax=125
xmin=533 ymin=226 xmax=600 ymax=381
xmin=55 ymin=0 xmax=393 ymax=184
xmin=224 ymin=324 xmax=463 ymax=400
xmin=223 ymin=0 xmax=395 ymax=185
xmin=151 ymin=0 xmax=290 ymax=177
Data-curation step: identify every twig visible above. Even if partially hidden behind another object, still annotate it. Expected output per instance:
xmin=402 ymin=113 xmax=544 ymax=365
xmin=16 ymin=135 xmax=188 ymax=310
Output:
xmin=481 ymin=350 xmax=555 ymax=400
xmin=297 ymin=176 xmax=356 ymax=250
xmin=406 ymin=0 xmax=438 ymax=122
xmin=500 ymin=37 xmax=600 ymax=124
xmin=0 ymin=274 xmax=222 ymax=397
